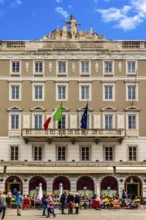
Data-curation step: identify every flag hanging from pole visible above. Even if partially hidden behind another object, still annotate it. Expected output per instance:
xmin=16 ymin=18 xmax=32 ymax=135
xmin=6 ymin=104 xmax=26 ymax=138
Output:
xmin=80 ymin=104 xmax=88 ymax=129
xmin=44 ymin=104 xmax=62 ymax=130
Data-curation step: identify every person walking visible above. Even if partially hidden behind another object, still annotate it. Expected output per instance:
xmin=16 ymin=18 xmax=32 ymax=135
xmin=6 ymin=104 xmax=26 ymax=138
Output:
xmin=46 ymin=193 xmax=56 ymax=218
xmin=60 ymin=191 xmax=67 ymax=214
xmin=74 ymin=193 xmax=80 ymax=214
xmin=16 ymin=191 xmax=23 ymax=216
xmin=0 ymin=191 xmax=7 ymax=220
xmin=41 ymin=194 xmax=47 ymax=216
xmin=67 ymin=192 xmax=74 ymax=215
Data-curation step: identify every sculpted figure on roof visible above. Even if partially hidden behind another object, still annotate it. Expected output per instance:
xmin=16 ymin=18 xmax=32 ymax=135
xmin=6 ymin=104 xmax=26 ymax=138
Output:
xmin=63 ymin=15 xmax=80 ymax=39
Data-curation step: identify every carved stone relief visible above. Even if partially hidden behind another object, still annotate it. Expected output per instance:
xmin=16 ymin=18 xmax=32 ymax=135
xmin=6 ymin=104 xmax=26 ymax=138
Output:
xmin=95 ymin=62 xmax=98 ymax=73
xmin=48 ymin=62 xmax=52 ymax=72
xmin=25 ymin=62 xmax=29 ymax=72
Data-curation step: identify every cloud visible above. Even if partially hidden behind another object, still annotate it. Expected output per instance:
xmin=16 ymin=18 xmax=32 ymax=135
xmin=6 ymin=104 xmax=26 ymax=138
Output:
xmin=96 ymin=0 xmax=146 ymax=30
xmin=55 ymin=7 xmax=69 ymax=18
xmin=56 ymin=0 xmax=63 ymax=2
xmin=9 ymin=0 xmax=22 ymax=9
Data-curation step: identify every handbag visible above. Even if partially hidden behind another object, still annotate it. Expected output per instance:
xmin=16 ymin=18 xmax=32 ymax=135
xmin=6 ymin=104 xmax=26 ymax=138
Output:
xmin=74 ymin=203 xmax=78 ymax=208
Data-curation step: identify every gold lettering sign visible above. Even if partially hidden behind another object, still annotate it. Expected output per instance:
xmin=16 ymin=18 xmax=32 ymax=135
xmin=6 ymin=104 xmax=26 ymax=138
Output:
xmin=45 ymin=42 xmax=103 ymax=49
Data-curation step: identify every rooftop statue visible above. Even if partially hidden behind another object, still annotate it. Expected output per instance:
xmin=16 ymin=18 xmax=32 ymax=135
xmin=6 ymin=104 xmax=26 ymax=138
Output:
xmin=63 ymin=15 xmax=80 ymax=39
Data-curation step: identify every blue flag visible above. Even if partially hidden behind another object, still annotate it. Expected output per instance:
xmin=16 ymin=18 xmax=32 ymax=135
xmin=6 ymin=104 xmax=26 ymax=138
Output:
xmin=80 ymin=104 xmax=88 ymax=129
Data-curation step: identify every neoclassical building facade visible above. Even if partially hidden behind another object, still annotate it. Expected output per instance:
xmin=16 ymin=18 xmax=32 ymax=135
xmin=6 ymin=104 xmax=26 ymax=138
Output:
xmin=0 ymin=16 xmax=146 ymax=199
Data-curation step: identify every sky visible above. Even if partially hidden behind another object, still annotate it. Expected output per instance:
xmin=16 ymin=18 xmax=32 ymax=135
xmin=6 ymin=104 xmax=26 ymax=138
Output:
xmin=0 ymin=0 xmax=146 ymax=40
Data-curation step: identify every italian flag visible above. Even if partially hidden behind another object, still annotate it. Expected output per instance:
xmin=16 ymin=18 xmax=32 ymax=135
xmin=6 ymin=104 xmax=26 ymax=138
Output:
xmin=44 ymin=104 xmax=62 ymax=130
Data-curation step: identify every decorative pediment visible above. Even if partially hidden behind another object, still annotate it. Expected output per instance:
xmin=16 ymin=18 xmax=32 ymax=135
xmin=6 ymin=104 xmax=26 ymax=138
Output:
xmin=7 ymin=106 xmax=23 ymax=112
xmin=53 ymin=105 xmax=70 ymax=112
xmin=30 ymin=106 xmax=46 ymax=112
xmin=124 ymin=106 xmax=140 ymax=112
xmin=77 ymin=106 xmax=93 ymax=112
xmin=101 ymin=106 xmax=117 ymax=112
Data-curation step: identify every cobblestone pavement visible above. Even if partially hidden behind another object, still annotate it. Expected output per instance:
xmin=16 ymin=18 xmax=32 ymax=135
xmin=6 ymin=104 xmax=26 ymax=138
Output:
xmin=2 ymin=207 xmax=146 ymax=220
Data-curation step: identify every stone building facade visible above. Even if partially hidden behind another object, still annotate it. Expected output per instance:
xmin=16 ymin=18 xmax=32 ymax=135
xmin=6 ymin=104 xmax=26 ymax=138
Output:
xmin=0 ymin=16 xmax=146 ymax=199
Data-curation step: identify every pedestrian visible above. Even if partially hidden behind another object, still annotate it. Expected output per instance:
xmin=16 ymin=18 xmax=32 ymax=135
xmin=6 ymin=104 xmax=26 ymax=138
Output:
xmin=74 ymin=193 xmax=80 ymax=214
xmin=60 ymin=191 xmax=67 ymax=214
xmin=46 ymin=193 xmax=56 ymax=218
xmin=41 ymin=194 xmax=47 ymax=216
xmin=0 ymin=191 xmax=7 ymax=220
xmin=67 ymin=192 xmax=74 ymax=215
xmin=16 ymin=191 xmax=23 ymax=216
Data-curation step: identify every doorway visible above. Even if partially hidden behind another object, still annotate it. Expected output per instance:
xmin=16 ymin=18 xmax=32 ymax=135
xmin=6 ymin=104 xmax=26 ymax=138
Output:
xmin=5 ymin=176 xmax=22 ymax=194
xmin=125 ymin=176 xmax=141 ymax=199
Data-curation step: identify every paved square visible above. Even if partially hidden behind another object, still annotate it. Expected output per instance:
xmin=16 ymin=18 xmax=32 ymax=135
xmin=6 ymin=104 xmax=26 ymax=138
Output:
xmin=3 ymin=208 xmax=146 ymax=220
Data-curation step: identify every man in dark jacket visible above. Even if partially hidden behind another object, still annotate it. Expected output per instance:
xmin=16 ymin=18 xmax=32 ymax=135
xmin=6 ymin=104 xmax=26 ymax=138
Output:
xmin=60 ymin=191 xmax=67 ymax=214
xmin=67 ymin=192 xmax=75 ymax=214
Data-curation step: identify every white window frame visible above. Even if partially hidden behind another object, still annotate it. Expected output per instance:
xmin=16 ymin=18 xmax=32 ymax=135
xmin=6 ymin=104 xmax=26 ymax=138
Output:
xmin=33 ymin=145 xmax=43 ymax=161
xmin=80 ymin=60 xmax=91 ymax=76
xmin=32 ymin=83 xmax=44 ymax=101
xmin=33 ymin=60 xmax=44 ymax=76
xmin=103 ymin=113 xmax=115 ymax=129
xmin=9 ymin=82 xmax=21 ymax=101
xmin=128 ymin=145 xmax=137 ymax=161
xmin=32 ymin=113 xmax=44 ymax=129
xmin=56 ymin=60 xmax=68 ymax=76
xmin=126 ymin=83 xmax=138 ymax=101
xmin=56 ymin=83 xmax=68 ymax=101
xmin=9 ymin=113 xmax=21 ymax=130
xmin=79 ymin=83 xmax=91 ymax=101
xmin=103 ymin=83 xmax=115 ymax=101
xmin=126 ymin=60 xmax=137 ymax=75
xmin=103 ymin=60 xmax=114 ymax=76
xmin=10 ymin=60 xmax=21 ymax=75
xmin=104 ymin=146 xmax=114 ymax=161
xmin=80 ymin=145 xmax=90 ymax=161
xmin=57 ymin=146 xmax=67 ymax=161
xmin=126 ymin=113 xmax=138 ymax=130
xmin=10 ymin=145 xmax=19 ymax=161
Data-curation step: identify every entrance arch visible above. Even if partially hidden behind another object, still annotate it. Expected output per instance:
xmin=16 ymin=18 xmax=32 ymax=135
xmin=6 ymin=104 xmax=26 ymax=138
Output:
xmin=125 ymin=176 xmax=142 ymax=199
xmin=5 ymin=176 xmax=22 ymax=194
xmin=29 ymin=176 xmax=46 ymax=196
xmin=77 ymin=176 xmax=94 ymax=198
xmin=53 ymin=176 xmax=70 ymax=197
xmin=101 ymin=176 xmax=118 ymax=197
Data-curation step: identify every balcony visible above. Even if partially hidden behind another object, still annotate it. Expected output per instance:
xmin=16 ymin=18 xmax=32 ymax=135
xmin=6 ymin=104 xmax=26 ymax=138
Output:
xmin=22 ymin=128 xmax=125 ymax=144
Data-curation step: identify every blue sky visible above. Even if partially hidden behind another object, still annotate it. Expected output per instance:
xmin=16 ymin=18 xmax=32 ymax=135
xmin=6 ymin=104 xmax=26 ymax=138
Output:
xmin=0 ymin=0 xmax=146 ymax=40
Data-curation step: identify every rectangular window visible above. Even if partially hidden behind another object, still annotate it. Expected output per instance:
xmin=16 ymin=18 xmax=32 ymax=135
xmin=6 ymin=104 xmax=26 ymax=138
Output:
xmin=104 ymin=61 xmax=113 ymax=73
xmin=104 ymin=85 xmax=113 ymax=100
xmin=35 ymin=62 xmax=43 ymax=73
xmin=128 ymin=115 xmax=136 ymax=129
xmin=34 ymin=115 xmax=42 ymax=129
xmin=105 ymin=146 xmax=113 ymax=161
xmin=58 ymin=61 xmax=66 ymax=73
xmin=58 ymin=86 xmax=66 ymax=100
xmin=35 ymin=85 xmax=43 ymax=100
xmin=58 ymin=115 xmax=66 ymax=129
xmin=127 ymin=61 xmax=136 ymax=73
xmin=81 ymin=86 xmax=89 ymax=99
xmin=105 ymin=115 xmax=113 ymax=129
xmin=81 ymin=146 xmax=89 ymax=161
xmin=129 ymin=146 xmax=137 ymax=161
xmin=128 ymin=85 xmax=136 ymax=100
xmin=34 ymin=146 xmax=42 ymax=161
xmin=11 ymin=114 xmax=19 ymax=129
xmin=10 ymin=146 xmax=19 ymax=160
xmin=81 ymin=62 xmax=89 ymax=73
xmin=12 ymin=61 xmax=20 ymax=73
xmin=57 ymin=146 xmax=66 ymax=161
xmin=11 ymin=85 xmax=20 ymax=100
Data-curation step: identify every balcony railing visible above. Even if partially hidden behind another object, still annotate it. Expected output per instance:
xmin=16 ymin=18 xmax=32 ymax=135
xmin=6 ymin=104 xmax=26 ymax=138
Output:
xmin=22 ymin=129 xmax=125 ymax=143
